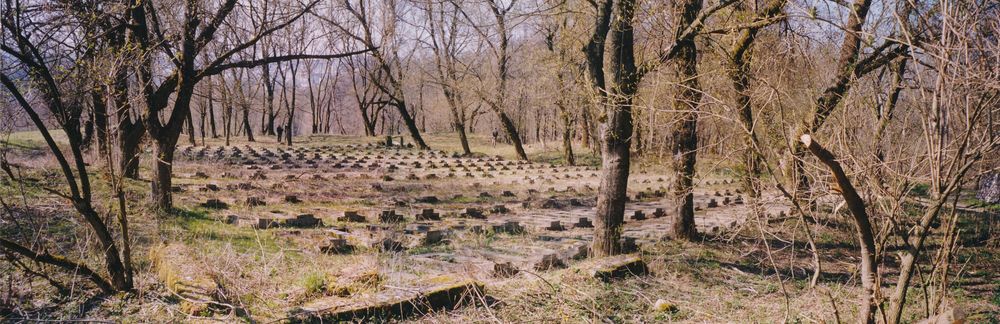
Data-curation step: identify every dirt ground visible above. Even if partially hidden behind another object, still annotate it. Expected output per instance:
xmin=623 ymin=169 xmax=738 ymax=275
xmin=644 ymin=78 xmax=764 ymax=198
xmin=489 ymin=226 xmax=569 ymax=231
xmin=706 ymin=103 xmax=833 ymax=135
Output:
xmin=2 ymin=133 xmax=998 ymax=323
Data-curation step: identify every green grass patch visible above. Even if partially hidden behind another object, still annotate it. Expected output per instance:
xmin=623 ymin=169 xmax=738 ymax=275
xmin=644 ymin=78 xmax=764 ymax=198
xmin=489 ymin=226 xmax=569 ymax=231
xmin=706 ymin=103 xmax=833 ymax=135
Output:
xmin=166 ymin=208 xmax=281 ymax=254
xmin=300 ymin=271 xmax=328 ymax=295
xmin=909 ymin=183 xmax=931 ymax=198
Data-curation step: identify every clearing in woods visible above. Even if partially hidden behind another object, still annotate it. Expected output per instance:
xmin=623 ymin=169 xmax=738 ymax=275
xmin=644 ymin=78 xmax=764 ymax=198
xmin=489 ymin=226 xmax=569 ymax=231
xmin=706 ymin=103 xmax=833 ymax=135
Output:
xmin=125 ymin=134 xmax=996 ymax=322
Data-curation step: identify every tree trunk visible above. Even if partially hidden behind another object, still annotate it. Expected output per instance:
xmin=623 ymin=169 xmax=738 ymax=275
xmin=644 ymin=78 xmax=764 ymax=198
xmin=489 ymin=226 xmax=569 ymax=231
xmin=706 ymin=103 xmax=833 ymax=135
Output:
xmin=801 ymin=135 xmax=877 ymax=324
xmin=79 ymin=204 xmax=131 ymax=291
xmin=591 ymin=0 xmax=638 ymax=257
xmin=199 ymin=105 xmax=206 ymax=145
xmin=361 ymin=108 xmax=376 ymax=136
xmin=581 ymin=105 xmax=594 ymax=149
xmin=562 ymin=112 xmax=575 ymax=166
xmin=790 ymin=0 xmax=874 ymax=198
xmin=119 ymin=122 xmax=144 ymax=179
xmin=308 ymin=65 xmax=319 ymax=134
xmin=262 ymin=60 xmax=277 ymax=136
xmin=242 ymin=103 xmax=255 ymax=142
xmin=91 ymin=90 xmax=110 ymax=155
xmin=457 ymin=121 xmax=472 ymax=155
xmin=185 ymin=109 xmax=196 ymax=146
xmin=393 ymin=101 xmax=429 ymax=149
xmin=224 ymin=100 xmax=232 ymax=146
xmin=667 ymin=0 xmax=704 ymax=241
xmin=727 ymin=0 xmax=785 ymax=198
xmin=497 ymin=110 xmax=527 ymax=160
xmin=109 ymin=66 xmax=144 ymax=180
xmin=286 ymin=66 xmax=296 ymax=146
xmin=150 ymin=137 xmax=178 ymax=211
xmin=208 ymin=80 xmax=218 ymax=138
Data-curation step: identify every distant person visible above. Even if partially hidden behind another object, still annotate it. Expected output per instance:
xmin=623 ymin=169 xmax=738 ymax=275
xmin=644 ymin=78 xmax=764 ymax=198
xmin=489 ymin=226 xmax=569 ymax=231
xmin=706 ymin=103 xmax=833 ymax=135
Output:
xmin=276 ymin=126 xmax=284 ymax=140
xmin=492 ymin=128 xmax=500 ymax=147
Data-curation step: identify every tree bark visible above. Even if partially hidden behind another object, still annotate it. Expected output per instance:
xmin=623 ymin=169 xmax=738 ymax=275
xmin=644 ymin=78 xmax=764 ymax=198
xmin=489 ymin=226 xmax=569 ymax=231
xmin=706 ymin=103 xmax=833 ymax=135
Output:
xmin=286 ymin=62 xmax=297 ymax=146
xmin=148 ymin=80 xmax=193 ymax=211
xmin=119 ymin=121 xmax=144 ymax=179
xmin=496 ymin=110 xmax=527 ymax=159
xmin=242 ymin=102 xmax=255 ymax=142
xmin=668 ymin=0 xmax=704 ymax=241
xmin=486 ymin=1 xmax=526 ymax=160
xmin=90 ymin=89 xmax=110 ymax=155
xmin=590 ymin=0 xmax=640 ymax=257
xmin=185 ymin=109 xmax=196 ymax=146
xmin=726 ymin=0 xmax=785 ymax=198
xmin=581 ymin=105 xmax=594 ymax=149
xmin=790 ymin=0 xmax=874 ymax=198
xmin=151 ymin=137 xmax=178 ymax=211
xmin=801 ymin=135 xmax=877 ymax=324
xmin=394 ymin=100 xmax=428 ymax=149
xmin=207 ymin=79 xmax=219 ymax=138
xmin=262 ymin=56 xmax=277 ymax=136
xmin=561 ymin=109 xmax=575 ymax=166
xmin=107 ymin=66 xmax=145 ymax=180
xmin=199 ymin=103 xmax=206 ymax=145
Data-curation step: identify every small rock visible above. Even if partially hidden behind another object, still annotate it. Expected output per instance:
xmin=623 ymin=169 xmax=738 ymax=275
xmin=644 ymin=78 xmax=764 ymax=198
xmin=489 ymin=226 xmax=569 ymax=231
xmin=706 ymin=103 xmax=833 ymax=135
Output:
xmin=653 ymin=299 xmax=678 ymax=313
xmin=493 ymin=262 xmax=519 ymax=278
xmin=534 ymin=254 xmax=565 ymax=271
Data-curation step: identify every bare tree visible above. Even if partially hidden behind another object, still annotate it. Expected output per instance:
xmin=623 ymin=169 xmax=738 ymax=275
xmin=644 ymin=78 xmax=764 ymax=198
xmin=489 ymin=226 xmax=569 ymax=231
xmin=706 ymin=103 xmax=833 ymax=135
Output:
xmin=787 ymin=0 xmax=908 ymax=200
xmin=322 ymin=0 xmax=430 ymax=149
xmin=459 ymin=0 xmax=529 ymax=160
xmin=583 ymin=0 xmax=635 ymax=256
xmin=542 ymin=14 xmax=576 ymax=166
xmin=420 ymin=0 xmax=473 ymax=155
xmin=126 ymin=0 xmax=369 ymax=211
xmin=1 ymin=1 xmax=133 ymax=292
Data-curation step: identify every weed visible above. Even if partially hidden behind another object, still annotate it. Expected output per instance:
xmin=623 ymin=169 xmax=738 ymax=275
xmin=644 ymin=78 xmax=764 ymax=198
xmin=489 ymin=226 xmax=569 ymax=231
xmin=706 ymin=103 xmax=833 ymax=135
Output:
xmin=300 ymin=272 xmax=327 ymax=296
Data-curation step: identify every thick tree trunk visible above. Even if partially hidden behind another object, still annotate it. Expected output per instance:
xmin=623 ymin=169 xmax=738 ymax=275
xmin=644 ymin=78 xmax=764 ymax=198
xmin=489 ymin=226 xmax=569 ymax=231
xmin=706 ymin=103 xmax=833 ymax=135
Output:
xmin=119 ymin=122 xmax=144 ymax=179
xmin=593 ymin=96 xmax=632 ymax=256
xmin=91 ymin=90 xmax=110 ymax=155
xmin=581 ymin=106 xmax=594 ymax=149
xmin=242 ymin=104 xmax=255 ymax=142
xmin=148 ymin=79 xmax=193 ymax=211
xmin=496 ymin=110 xmax=527 ymax=160
xmin=456 ymin=122 xmax=472 ymax=155
xmin=262 ymin=61 xmax=277 ymax=136
xmin=150 ymin=137 xmax=177 ymax=211
xmin=590 ymin=0 xmax=638 ymax=257
xmin=208 ymin=81 xmax=218 ymax=138
xmin=668 ymin=0 xmax=704 ymax=241
xmin=394 ymin=101 xmax=429 ymax=149
xmin=562 ymin=114 xmax=575 ymax=166
xmin=108 ymin=66 xmax=144 ymax=180
xmin=361 ymin=110 xmax=376 ymax=136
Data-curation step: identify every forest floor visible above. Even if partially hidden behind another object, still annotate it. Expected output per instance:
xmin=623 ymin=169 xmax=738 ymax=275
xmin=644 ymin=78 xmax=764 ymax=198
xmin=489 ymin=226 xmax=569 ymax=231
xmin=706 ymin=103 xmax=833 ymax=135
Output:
xmin=1 ymin=132 xmax=998 ymax=323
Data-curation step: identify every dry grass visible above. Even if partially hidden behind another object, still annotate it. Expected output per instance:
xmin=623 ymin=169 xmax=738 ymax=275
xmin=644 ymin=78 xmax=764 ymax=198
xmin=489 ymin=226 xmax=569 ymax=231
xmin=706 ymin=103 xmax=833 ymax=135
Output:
xmin=1 ymin=132 xmax=997 ymax=323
